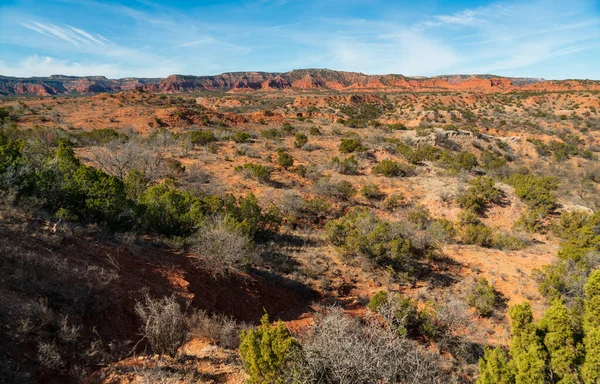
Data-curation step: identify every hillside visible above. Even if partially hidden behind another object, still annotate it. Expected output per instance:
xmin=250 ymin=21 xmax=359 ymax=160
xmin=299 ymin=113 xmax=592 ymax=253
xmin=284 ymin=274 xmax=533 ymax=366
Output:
xmin=1 ymin=69 xmax=599 ymax=96
xmin=1 ymin=82 xmax=600 ymax=383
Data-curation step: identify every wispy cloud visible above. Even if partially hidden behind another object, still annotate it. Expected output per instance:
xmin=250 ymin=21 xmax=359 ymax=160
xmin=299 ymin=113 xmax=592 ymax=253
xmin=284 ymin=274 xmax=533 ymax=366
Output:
xmin=425 ymin=10 xmax=482 ymax=27
xmin=419 ymin=0 xmax=600 ymax=76
xmin=67 ymin=25 xmax=105 ymax=45
xmin=2 ymin=0 xmax=599 ymax=79
xmin=175 ymin=37 xmax=217 ymax=48
xmin=175 ymin=37 xmax=251 ymax=53
xmin=20 ymin=21 xmax=106 ymax=47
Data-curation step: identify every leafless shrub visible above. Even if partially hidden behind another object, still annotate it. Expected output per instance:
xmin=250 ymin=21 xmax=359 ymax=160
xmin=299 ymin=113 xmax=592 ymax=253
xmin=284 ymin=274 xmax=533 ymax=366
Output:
xmin=187 ymin=309 xmax=250 ymax=349
xmin=37 ymin=341 xmax=64 ymax=370
xmin=92 ymin=138 xmax=166 ymax=181
xmin=235 ymin=143 xmax=260 ymax=158
xmin=189 ymin=217 xmax=256 ymax=278
xmin=138 ymin=366 xmax=200 ymax=384
xmin=180 ymin=164 xmax=211 ymax=187
xmin=135 ymin=295 xmax=188 ymax=357
xmin=17 ymin=298 xmax=55 ymax=338
xmin=287 ymin=307 xmax=448 ymax=384
xmin=301 ymin=143 xmax=322 ymax=151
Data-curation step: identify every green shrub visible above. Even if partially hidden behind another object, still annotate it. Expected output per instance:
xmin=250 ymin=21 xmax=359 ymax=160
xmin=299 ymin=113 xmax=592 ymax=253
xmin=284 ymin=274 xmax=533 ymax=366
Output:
xmin=231 ymin=131 xmax=252 ymax=143
xmin=388 ymin=123 xmax=407 ymax=130
xmin=261 ymin=128 xmax=281 ymax=140
xmin=492 ymin=233 xmax=527 ymax=251
xmin=396 ymin=143 xmax=442 ymax=165
xmin=293 ymin=133 xmax=308 ymax=148
xmin=477 ymin=347 xmax=513 ymax=384
xmin=239 ymin=314 xmax=300 ymax=384
xmin=368 ymin=291 xmax=421 ymax=337
xmin=337 ymin=155 xmax=359 ymax=175
xmin=325 ymin=207 xmax=435 ymax=273
xmin=372 ymin=160 xmax=415 ymax=177
xmin=480 ymin=151 xmax=508 ymax=171
xmin=139 ymin=184 xmax=205 ymax=237
xmin=281 ymin=122 xmax=295 ymax=135
xmin=462 ymin=223 xmax=493 ymax=247
xmin=535 ymin=211 xmax=600 ymax=303
xmin=235 ymin=163 xmax=272 ymax=183
xmin=407 ymin=205 xmax=431 ymax=230
xmin=339 ymin=137 xmax=365 ymax=153
xmin=276 ymin=149 xmax=294 ymax=168
xmin=478 ymin=272 xmax=600 ymax=383
xmin=467 ymin=278 xmax=498 ymax=317
xmin=73 ymin=128 xmax=127 ymax=146
xmin=383 ymin=194 xmax=406 ymax=212
xmin=539 ymin=299 xmax=580 ymax=382
xmin=457 ymin=176 xmax=502 ymax=214
xmin=506 ymin=172 xmax=559 ymax=233
xmin=508 ymin=303 xmax=548 ymax=384
xmin=309 ymin=126 xmax=321 ymax=136
xmin=506 ymin=173 xmax=559 ymax=215
xmin=360 ymin=183 xmax=384 ymax=200
xmin=190 ymin=130 xmax=217 ymax=145
xmin=427 ymin=219 xmax=456 ymax=243
xmin=367 ymin=291 xmax=389 ymax=312
xmin=439 ymin=151 xmax=478 ymax=172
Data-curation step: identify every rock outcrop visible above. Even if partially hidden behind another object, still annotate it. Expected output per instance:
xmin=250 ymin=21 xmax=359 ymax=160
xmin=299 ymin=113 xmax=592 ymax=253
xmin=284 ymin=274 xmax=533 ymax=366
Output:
xmin=1 ymin=69 xmax=598 ymax=96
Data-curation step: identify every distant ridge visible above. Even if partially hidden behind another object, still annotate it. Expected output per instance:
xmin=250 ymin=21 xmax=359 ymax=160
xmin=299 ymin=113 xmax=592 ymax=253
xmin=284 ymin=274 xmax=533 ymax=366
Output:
xmin=0 ymin=69 xmax=598 ymax=96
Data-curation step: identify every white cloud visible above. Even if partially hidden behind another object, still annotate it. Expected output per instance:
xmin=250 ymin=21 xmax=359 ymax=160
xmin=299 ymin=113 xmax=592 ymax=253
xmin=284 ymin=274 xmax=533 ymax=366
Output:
xmin=67 ymin=25 xmax=105 ymax=45
xmin=2 ymin=0 xmax=598 ymax=78
xmin=422 ymin=0 xmax=599 ymax=76
xmin=326 ymin=29 xmax=461 ymax=75
xmin=428 ymin=10 xmax=482 ymax=27
xmin=0 ymin=55 xmax=180 ymax=78
xmin=20 ymin=21 xmax=110 ymax=47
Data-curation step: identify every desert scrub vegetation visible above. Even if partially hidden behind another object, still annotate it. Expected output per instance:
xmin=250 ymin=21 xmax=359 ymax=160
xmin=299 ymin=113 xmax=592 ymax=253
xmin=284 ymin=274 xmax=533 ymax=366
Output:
xmin=313 ymin=177 xmax=356 ymax=201
xmin=276 ymin=148 xmax=294 ymax=168
xmin=372 ymin=159 xmax=416 ymax=177
xmin=395 ymin=142 xmax=442 ymax=165
xmin=528 ymin=135 xmax=594 ymax=162
xmin=332 ymin=155 xmax=359 ymax=175
xmin=534 ymin=210 xmax=600 ymax=304
xmin=189 ymin=216 xmax=256 ymax=277
xmin=325 ymin=207 xmax=438 ymax=276
xmin=261 ymin=127 xmax=282 ymax=140
xmin=280 ymin=191 xmax=330 ymax=226
xmin=457 ymin=176 xmax=502 ymax=214
xmin=235 ymin=162 xmax=272 ymax=183
xmin=288 ymin=308 xmax=448 ymax=383
xmin=338 ymin=137 xmax=365 ymax=153
xmin=367 ymin=291 xmax=476 ymax=362
xmin=506 ymin=172 xmax=559 ymax=232
xmin=478 ymin=274 xmax=600 ymax=384
xmin=231 ymin=131 xmax=252 ymax=143
xmin=439 ymin=150 xmax=478 ymax=172
xmin=135 ymin=295 xmax=188 ymax=357
xmin=239 ymin=313 xmax=299 ymax=384
xmin=360 ymin=183 xmax=384 ymax=200
xmin=467 ymin=277 xmax=499 ymax=317
xmin=189 ymin=129 xmax=217 ymax=146
xmin=382 ymin=193 xmax=407 ymax=212
xmin=0 ymin=132 xmax=282 ymax=240
xmin=238 ymin=306 xmax=449 ymax=383
xmin=457 ymin=209 xmax=525 ymax=250
xmin=293 ymin=132 xmax=308 ymax=148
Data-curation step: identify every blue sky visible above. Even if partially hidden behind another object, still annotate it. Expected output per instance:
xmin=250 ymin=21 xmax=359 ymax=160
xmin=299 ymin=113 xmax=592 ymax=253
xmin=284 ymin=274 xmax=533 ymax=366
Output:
xmin=0 ymin=0 xmax=599 ymax=79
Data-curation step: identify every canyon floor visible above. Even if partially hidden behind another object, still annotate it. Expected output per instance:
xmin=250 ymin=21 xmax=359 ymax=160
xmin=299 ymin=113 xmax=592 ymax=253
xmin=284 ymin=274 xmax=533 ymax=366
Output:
xmin=1 ymin=83 xmax=599 ymax=383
